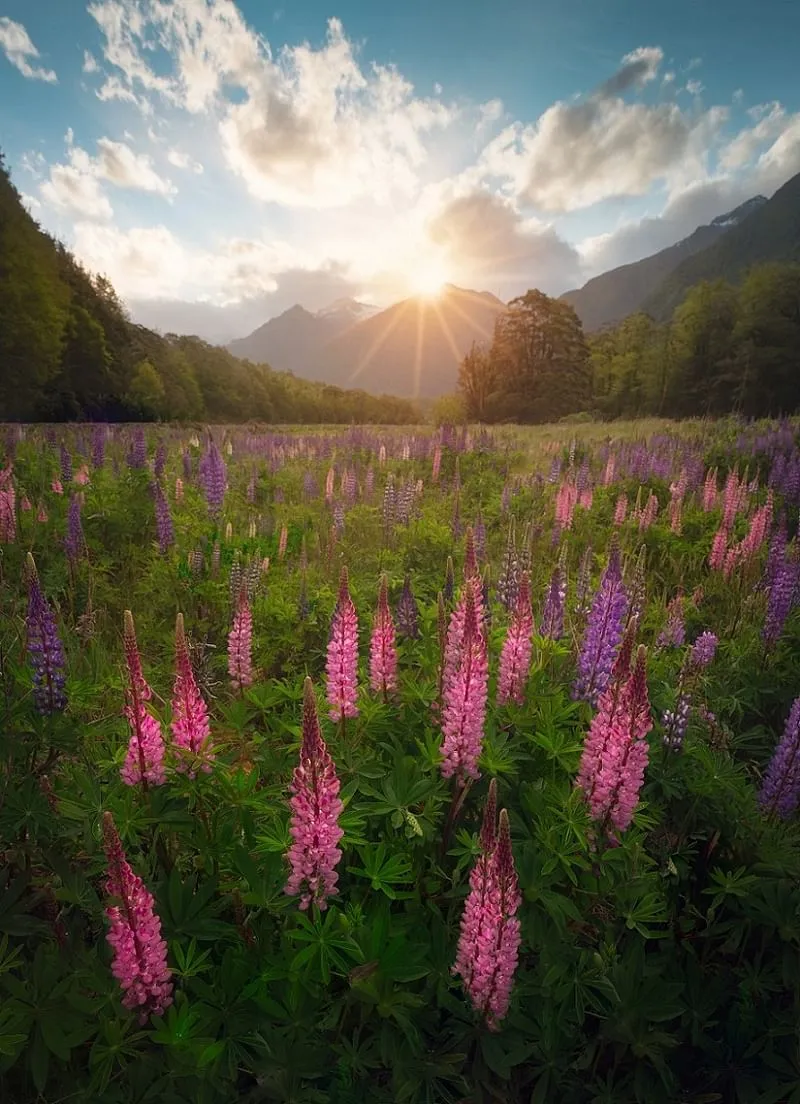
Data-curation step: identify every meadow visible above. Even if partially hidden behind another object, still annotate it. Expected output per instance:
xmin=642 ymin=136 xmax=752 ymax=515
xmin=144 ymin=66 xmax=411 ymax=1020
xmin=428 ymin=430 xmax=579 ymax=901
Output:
xmin=1 ymin=417 xmax=800 ymax=1104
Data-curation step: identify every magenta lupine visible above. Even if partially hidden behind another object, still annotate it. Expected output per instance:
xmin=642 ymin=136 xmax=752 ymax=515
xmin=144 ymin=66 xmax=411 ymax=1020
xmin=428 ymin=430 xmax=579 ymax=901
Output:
xmin=576 ymin=642 xmax=652 ymax=835
xmin=454 ymin=801 xmax=521 ymax=1030
xmin=497 ymin=573 xmax=533 ymax=706
xmin=442 ymin=575 xmax=487 ymax=700
xmin=102 ymin=812 xmax=173 ymax=1022
xmin=573 ymin=542 xmax=628 ymax=706
xmin=171 ymin=614 xmax=214 ymax=775
xmin=285 ymin=678 xmax=344 ymax=910
xmin=326 ymin=567 xmax=359 ymax=722
xmin=440 ymin=584 xmax=489 ymax=781
xmin=121 ymin=612 xmax=166 ymax=787
xmin=709 ymin=525 xmax=728 ymax=571
xmin=369 ymin=574 xmax=398 ymax=698
xmin=228 ymin=589 xmax=254 ymax=691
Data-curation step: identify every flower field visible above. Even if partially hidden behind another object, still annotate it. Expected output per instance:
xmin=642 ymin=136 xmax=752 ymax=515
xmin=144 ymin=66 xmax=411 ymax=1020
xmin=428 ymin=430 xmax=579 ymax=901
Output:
xmin=2 ymin=418 xmax=800 ymax=1104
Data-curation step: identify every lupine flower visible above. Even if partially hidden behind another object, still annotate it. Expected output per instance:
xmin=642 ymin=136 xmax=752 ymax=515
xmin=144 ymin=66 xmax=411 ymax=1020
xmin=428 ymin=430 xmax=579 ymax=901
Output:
xmin=576 ymin=642 xmax=652 ymax=835
xmin=153 ymin=442 xmax=166 ymax=480
xmin=463 ymin=526 xmax=479 ymax=581
xmin=59 ymin=444 xmax=73 ymax=484
xmin=613 ymin=493 xmax=628 ymax=526
xmin=497 ymin=573 xmax=533 ymax=706
xmin=555 ymin=479 xmax=578 ymax=531
xmin=709 ymin=525 xmax=728 ymax=571
xmin=540 ymin=559 xmax=567 ymax=640
xmin=74 ymin=464 xmax=90 ymax=486
xmin=278 ymin=524 xmax=288 ymax=559
xmin=453 ymin=800 xmax=521 ymax=1030
xmin=763 ymin=557 xmax=799 ymax=648
xmin=121 ymin=612 xmax=166 ymax=787
xmin=20 ymin=495 xmax=31 ymax=512
xmin=25 ymin=555 xmax=67 ymax=714
xmin=574 ymin=545 xmax=593 ymax=617
xmin=689 ymin=631 xmax=718 ymax=669
xmin=573 ymin=543 xmax=628 ymax=706
xmin=395 ymin=573 xmax=420 ymax=639
xmin=369 ymin=574 xmax=398 ymax=698
xmin=171 ymin=614 xmax=213 ymax=775
xmin=153 ymin=483 xmax=174 ymax=554
xmin=37 ymin=504 xmax=48 ymax=523
xmin=759 ymin=697 xmax=800 ymax=818
xmin=51 ymin=479 xmax=64 ymax=495
xmin=326 ymin=567 xmax=359 ymax=722
xmin=92 ymin=426 xmax=106 ymax=469
xmin=440 ymin=583 xmax=488 ymax=781
xmin=102 ymin=812 xmax=172 ymax=1022
xmin=662 ymin=692 xmax=691 ymax=751
xmin=228 ymin=589 xmax=254 ymax=691
xmin=657 ymin=594 xmax=685 ymax=648
xmin=198 ymin=439 xmax=227 ymax=516
xmin=65 ymin=494 xmax=86 ymax=563
xmin=702 ymin=468 xmax=718 ymax=511
xmin=128 ymin=429 xmax=147 ymax=470
xmin=443 ymin=555 xmax=455 ymax=603
xmin=496 ymin=523 xmax=518 ymax=612
xmin=0 ymin=469 xmax=16 ymax=543
xmin=284 ymin=678 xmax=344 ymax=910
xmin=451 ymin=488 xmax=462 ymax=540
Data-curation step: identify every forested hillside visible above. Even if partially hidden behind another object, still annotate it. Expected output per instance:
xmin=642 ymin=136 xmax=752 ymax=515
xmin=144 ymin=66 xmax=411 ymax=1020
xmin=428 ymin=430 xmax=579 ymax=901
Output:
xmin=0 ymin=154 xmax=418 ymax=424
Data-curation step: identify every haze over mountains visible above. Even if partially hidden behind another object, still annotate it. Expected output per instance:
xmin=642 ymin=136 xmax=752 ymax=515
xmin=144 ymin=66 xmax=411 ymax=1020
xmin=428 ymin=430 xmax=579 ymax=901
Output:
xmin=224 ymin=169 xmax=800 ymax=398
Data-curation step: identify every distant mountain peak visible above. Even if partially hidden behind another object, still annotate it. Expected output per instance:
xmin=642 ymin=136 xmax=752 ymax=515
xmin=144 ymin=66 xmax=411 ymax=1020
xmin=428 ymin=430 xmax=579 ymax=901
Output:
xmin=710 ymin=195 xmax=768 ymax=228
xmin=315 ymin=297 xmax=379 ymax=321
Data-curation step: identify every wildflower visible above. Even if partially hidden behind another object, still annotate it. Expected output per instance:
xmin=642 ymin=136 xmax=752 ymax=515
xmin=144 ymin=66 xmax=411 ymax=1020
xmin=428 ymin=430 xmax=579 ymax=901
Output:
xmin=369 ymin=574 xmax=397 ymax=698
xmin=573 ymin=542 xmax=628 ymax=706
xmin=51 ymin=479 xmax=63 ymax=495
xmin=662 ymin=692 xmax=691 ymax=751
xmin=25 ymin=555 xmax=67 ymax=714
xmin=121 ymin=612 xmax=166 ymax=787
xmin=453 ymin=796 xmax=521 ymax=1030
xmin=326 ymin=567 xmax=359 ymax=722
xmin=576 ymin=641 xmax=652 ymax=835
xmin=497 ymin=573 xmax=533 ymax=706
xmin=284 ymin=679 xmax=345 ymax=910
xmin=395 ymin=574 xmax=420 ymax=639
xmin=613 ymin=493 xmax=628 ymax=526
xmin=228 ymin=589 xmax=254 ymax=691
xmin=540 ymin=560 xmax=567 ymax=640
xmin=763 ymin=557 xmax=799 ymax=648
xmin=760 ymin=697 xmax=800 ymax=818
xmin=153 ymin=483 xmax=174 ymax=554
xmin=689 ymin=631 xmax=718 ymax=670
xmin=443 ymin=555 xmax=455 ymax=603
xmin=496 ymin=523 xmax=518 ymax=612
xmin=128 ymin=429 xmax=147 ymax=470
xmin=440 ymin=583 xmax=488 ymax=781
xmin=171 ymin=614 xmax=213 ymax=775
xmin=0 ymin=471 xmax=15 ymax=542
xmin=65 ymin=494 xmax=86 ymax=563
xmin=657 ymin=594 xmax=685 ymax=648
xmin=198 ymin=439 xmax=227 ymax=516
xmin=102 ymin=812 xmax=172 ymax=1022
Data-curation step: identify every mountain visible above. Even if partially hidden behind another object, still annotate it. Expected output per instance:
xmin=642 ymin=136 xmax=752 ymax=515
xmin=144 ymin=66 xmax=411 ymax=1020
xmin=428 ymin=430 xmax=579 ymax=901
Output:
xmin=561 ymin=196 xmax=767 ymax=332
xmin=229 ymin=285 xmax=506 ymax=397
xmin=642 ymin=172 xmax=800 ymax=320
xmin=227 ymin=297 xmax=378 ymax=374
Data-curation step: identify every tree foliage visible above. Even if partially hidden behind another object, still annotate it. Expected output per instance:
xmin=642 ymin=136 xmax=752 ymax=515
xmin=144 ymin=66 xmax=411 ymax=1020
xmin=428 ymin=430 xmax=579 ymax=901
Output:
xmin=0 ymin=153 xmax=419 ymax=424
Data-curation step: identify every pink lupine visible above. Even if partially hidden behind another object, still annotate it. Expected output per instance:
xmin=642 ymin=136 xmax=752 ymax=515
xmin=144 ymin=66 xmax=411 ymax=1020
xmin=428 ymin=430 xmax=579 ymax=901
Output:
xmin=37 ymin=504 xmax=48 ymax=523
xmin=171 ymin=613 xmax=213 ymax=775
xmin=613 ymin=493 xmax=628 ymax=526
xmin=21 ymin=495 xmax=31 ymax=511
xmin=440 ymin=584 xmax=489 ymax=781
xmin=602 ymin=455 xmax=616 ymax=486
xmin=369 ymin=574 xmax=397 ymax=699
xmin=722 ymin=471 xmax=742 ymax=530
xmin=497 ymin=573 xmax=533 ymax=706
xmin=578 ymin=488 xmax=593 ymax=511
xmin=668 ymin=470 xmax=687 ymax=534
xmin=442 ymin=575 xmax=487 ymax=701
xmin=326 ymin=567 xmax=359 ymax=722
xmin=576 ymin=640 xmax=652 ymax=836
xmin=228 ymin=588 xmax=254 ymax=691
xmin=74 ymin=464 xmax=90 ymax=486
xmin=121 ymin=611 xmax=166 ymax=787
xmin=709 ymin=525 xmax=728 ymax=571
xmin=555 ymin=479 xmax=578 ymax=530
xmin=102 ymin=812 xmax=172 ymax=1022
xmin=0 ymin=473 xmax=15 ymax=543
xmin=702 ymin=468 xmax=718 ymax=511
xmin=639 ymin=493 xmax=659 ymax=531
xmin=454 ymin=799 xmax=521 ymax=1030
xmin=285 ymin=678 xmax=344 ymax=910
xmin=51 ymin=479 xmax=64 ymax=495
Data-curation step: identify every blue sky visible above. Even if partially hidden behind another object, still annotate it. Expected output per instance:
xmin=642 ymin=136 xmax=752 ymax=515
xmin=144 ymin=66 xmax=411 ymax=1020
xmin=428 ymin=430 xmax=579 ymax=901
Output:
xmin=2 ymin=0 xmax=799 ymax=341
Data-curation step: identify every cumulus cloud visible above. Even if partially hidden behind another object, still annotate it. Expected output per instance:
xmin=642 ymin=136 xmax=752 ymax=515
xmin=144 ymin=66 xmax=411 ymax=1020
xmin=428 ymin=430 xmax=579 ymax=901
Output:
xmin=0 ymin=17 xmax=57 ymax=82
xmin=478 ymin=47 xmax=727 ymax=213
xmin=427 ymin=189 xmax=580 ymax=296
xmin=167 ymin=150 xmax=204 ymax=174
xmin=86 ymin=1 xmax=453 ymax=207
xmin=41 ymin=165 xmax=114 ymax=221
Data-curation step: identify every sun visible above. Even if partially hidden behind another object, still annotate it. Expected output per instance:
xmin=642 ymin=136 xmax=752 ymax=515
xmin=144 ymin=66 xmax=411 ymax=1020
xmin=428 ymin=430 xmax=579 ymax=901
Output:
xmin=409 ymin=257 xmax=450 ymax=298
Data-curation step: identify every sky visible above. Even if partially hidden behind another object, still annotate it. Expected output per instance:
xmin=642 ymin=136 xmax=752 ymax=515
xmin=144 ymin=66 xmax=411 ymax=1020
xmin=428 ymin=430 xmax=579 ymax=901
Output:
xmin=2 ymin=0 xmax=800 ymax=343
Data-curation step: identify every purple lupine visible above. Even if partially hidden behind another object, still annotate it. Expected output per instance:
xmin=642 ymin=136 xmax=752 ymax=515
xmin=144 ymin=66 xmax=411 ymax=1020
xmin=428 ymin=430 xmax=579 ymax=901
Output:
xmin=662 ymin=692 xmax=691 ymax=751
xmin=573 ymin=542 xmax=628 ymax=706
xmin=284 ymin=678 xmax=344 ymax=910
xmin=60 ymin=444 xmax=73 ymax=484
xmin=26 ymin=555 xmax=67 ymax=714
xmin=540 ymin=561 xmax=566 ymax=640
xmin=153 ymin=442 xmax=167 ymax=480
xmin=92 ymin=426 xmax=106 ymax=469
xmin=396 ymin=574 xmax=420 ymax=639
xmin=198 ymin=440 xmax=227 ymax=517
xmin=759 ymin=696 xmax=800 ymax=818
xmin=496 ymin=524 xmax=518 ymax=612
xmin=443 ymin=556 xmax=455 ymax=604
xmin=153 ymin=483 xmax=174 ymax=554
xmin=128 ymin=429 xmax=147 ymax=470
xmin=657 ymin=595 xmax=686 ymax=648
xmin=65 ymin=494 xmax=86 ymax=563
xmin=333 ymin=502 xmax=345 ymax=534
xmin=688 ymin=632 xmax=718 ymax=670
xmin=763 ymin=557 xmax=799 ymax=648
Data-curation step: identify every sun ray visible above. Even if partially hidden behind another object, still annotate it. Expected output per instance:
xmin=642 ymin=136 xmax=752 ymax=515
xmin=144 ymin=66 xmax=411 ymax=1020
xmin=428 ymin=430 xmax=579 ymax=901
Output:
xmin=344 ymin=299 xmax=411 ymax=385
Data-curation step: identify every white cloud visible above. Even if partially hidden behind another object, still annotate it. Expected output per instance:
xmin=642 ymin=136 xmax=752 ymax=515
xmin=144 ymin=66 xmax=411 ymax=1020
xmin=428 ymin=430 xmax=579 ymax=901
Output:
xmin=87 ymin=2 xmax=454 ymax=207
xmin=41 ymin=164 xmax=114 ymax=220
xmin=0 ymin=17 xmax=57 ymax=82
xmin=167 ymin=150 xmax=204 ymax=174
xmin=477 ymin=46 xmax=729 ymax=213
xmin=82 ymin=50 xmax=99 ymax=74
xmin=93 ymin=138 xmax=176 ymax=194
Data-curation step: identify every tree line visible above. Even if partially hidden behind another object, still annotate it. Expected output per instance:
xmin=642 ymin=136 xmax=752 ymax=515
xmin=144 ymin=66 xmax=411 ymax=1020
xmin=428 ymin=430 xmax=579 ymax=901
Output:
xmin=458 ymin=266 xmax=800 ymax=423
xmin=0 ymin=153 xmax=419 ymax=425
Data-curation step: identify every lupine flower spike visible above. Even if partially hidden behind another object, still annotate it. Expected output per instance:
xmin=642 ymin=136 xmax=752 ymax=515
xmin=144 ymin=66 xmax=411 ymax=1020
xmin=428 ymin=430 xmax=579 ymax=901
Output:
xmin=102 ymin=812 xmax=172 ymax=1022
xmin=171 ymin=614 xmax=214 ymax=775
xmin=285 ymin=678 xmax=345 ymax=910
xmin=228 ymin=587 xmax=254 ymax=691
xmin=454 ymin=798 xmax=521 ymax=1030
xmin=326 ymin=566 xmax=359 ymax=723
xmin=440 ymin=581 xmax=489 ymax=781
xmin=25 ymin=553 xmax=67 ymax=715
xmin=121 ymin=611 xmax=166 ymax=787
xmin=497 ymin=572 xmax=534 ymax=706
xmin=369 ymin=574 xmax=398 ymax=699
xmin=573 ymin=541 xmax=628 ymax=706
